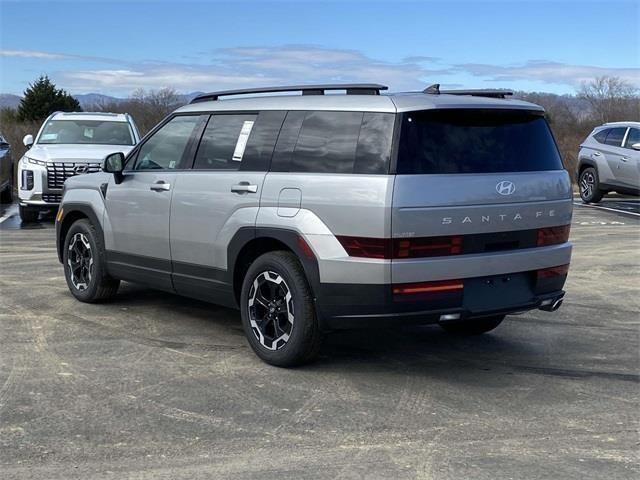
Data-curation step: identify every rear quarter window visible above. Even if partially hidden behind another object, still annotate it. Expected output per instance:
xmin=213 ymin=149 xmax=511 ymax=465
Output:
xmin=271 ymin=111 xmax=394 ymax=174
xmin=396 ymin=109 xmax=564 ymax=174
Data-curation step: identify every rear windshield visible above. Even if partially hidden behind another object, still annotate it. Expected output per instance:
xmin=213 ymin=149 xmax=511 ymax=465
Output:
xmin=397 ymin=109 xmax=563 ymax=174
xmin=39 ymin=120 xmax=135 ymax=146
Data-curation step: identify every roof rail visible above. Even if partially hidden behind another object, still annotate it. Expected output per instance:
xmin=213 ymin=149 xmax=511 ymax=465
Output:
xmin=422 ymin=84 xmax=513 ymax=99
xmin=190 ymin=83 xmax=389 ymax=103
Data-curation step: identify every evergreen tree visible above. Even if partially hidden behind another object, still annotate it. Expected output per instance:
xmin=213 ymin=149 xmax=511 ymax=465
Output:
xmin=17 ymin=75 xmax=81 ymax=122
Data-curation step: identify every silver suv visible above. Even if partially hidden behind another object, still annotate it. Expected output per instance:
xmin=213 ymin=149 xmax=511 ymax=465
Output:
xmin=18 ymin=111 xmax=140 ymax=222
xmin=578 ymin=121 xmax=640 ymax=203
xmin=55 ymin=84 xmax=572 ymax=366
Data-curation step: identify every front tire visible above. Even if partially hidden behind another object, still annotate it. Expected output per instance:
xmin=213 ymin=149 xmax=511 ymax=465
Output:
xmin=579 ymin=167 xmax=604 ymax=203
xmin=63 ymin=219 xmax=119 ymax=303
xmin=19 ymin=205 xmax=39 ymax=222
xmin=439 ymin=315 xmax=505 ymax=336
xmin=240 ymin=251 xmax=323 ymax=367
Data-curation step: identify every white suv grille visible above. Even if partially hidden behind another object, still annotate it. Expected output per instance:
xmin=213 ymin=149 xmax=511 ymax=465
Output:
xmin=47 ymin=162 xmax=101 ymax=189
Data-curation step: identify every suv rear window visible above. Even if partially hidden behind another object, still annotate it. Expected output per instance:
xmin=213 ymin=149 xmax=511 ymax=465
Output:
xmin=396 ymin=109 xmax=563 ymax=174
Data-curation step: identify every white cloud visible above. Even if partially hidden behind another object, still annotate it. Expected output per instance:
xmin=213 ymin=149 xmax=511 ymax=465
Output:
xmin=455 ymin=60 xmax=640 ymax=88
xmin=0 ymin=49 xmax=69 ymax=59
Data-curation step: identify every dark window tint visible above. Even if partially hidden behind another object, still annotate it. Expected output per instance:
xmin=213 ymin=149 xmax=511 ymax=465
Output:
xmin=604 ymin=127 xmax=626 ymax=147
xmin=271 ymin=111 xmax=306 ymax=172
xmin=354 ymin=113 xmax=395 ymax=174
xmin=397 ymin=109 xmax=564 ymax=174
xmin=593 ymin=129 xmax=609 ymax=143
xmin=194 ymin=114 xmax=257 ymax=170
xmin=624 ymin=128 xmax=639 ymax=149
xmin=240 ymin=111 xmax=286 ymax=171
xmin=135 ymin=115 xmax=200 ymax=170
xmin=291 ymin=111 xmax=363 ymax=173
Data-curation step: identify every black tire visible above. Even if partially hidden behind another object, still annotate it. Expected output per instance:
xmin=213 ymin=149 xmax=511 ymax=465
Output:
xmin=19 ymin=205 xmax=39 ymax=223
xmin=579 ymin=167 xmax=604 ymax=203
xmin=240 ymin=251 xmax=323 ymax=367
xmin=439 ymin=315 xmax=505 ymax=336
xmin=63 ymin=218 xmax=119 ymax=303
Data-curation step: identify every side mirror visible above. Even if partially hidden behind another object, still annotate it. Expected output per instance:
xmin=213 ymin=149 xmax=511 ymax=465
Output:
xmin=631 ymin=143 xmax=640 ymax=151
xmin=103 ymin=152 xmax=125 ymax=183
xmin=23 ymin=134 xmax=34 ymax=148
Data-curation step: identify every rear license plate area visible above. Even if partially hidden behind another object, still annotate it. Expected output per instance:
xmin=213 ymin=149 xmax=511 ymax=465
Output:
xmin=464 ymin=272 xmax=535 ymax=312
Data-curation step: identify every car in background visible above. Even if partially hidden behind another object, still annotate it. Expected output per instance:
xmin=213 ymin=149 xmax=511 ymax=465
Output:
xmin=17 ymin=112 xmax=140 ymax=222
xmin=577 ymin=121 xmax=640 ymax=203
xmin=0 ymin=134 xmax=13 ymax=204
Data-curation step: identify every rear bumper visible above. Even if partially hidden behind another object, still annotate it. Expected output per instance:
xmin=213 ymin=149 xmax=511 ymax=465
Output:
xmin=316 ymin=269 xmax=567 ymax=330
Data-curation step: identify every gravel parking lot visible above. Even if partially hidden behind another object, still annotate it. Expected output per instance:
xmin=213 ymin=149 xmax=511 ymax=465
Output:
xmin=1 ymin=199 xmax=639 ymax=480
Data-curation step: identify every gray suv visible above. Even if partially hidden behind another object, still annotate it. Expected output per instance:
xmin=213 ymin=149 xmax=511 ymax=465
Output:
xmin=578 ymin=121 xmax=640 ymax=203
xmin=56 ymin=84 xmax=572 ymax=366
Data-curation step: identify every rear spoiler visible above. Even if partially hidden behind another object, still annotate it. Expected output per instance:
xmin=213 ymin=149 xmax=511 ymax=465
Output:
xmin=423 ymin=84 xmax=513 ymax=99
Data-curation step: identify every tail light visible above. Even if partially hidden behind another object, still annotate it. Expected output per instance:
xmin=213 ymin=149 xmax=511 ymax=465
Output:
xmin=335 ymin=236 xmax=391 ymax=259
xmin=336 ymin=235 xmax=463 ymax=259
xmin=537 ymin=264 xmax=570 ymax=280
xmin=393 ymin=235 xmax=462 ymax=258
xmin=537 ymin=225 xmax=570 ymax=247
xmin=393 ymin=279 xmax=463 ymax=302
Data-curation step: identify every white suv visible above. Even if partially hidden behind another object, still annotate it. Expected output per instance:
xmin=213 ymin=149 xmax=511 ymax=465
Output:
xmin=18 ymin=111 xmax=140 ymax=222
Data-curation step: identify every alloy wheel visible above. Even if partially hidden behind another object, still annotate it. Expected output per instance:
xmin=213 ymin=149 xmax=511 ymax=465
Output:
xmin=580 ymin=171 xmax=595 ymax=199
xmin=67 ymin=232 xmax=93 ymax=291
xmin=247 ymin=271 xmax=294 ymax=350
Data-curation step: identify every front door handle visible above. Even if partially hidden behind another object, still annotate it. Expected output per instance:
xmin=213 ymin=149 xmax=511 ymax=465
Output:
xmin=592 ymin=151 xmax=602 ymax=157
xmin=150 ymin=181 xmax=171 ymax=191
xmin=231 ymin=183 xmax=258 ymax=194
xmin=620 ymin=156 xmax=630 ymax=162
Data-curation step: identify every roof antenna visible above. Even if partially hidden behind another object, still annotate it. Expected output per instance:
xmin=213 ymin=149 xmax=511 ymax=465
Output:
xmin=423 ymin=83 xmax=440 ymax=95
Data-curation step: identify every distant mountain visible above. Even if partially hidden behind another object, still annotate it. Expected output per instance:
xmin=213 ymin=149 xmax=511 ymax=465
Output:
xmin=0 ymin=91 xmax=205 ymax=110
xmin=0 ymin=94 xmax=22 ymax=109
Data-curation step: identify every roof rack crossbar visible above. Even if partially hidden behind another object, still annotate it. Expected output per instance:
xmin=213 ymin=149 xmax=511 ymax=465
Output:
xmin=422 ymin=84 xmax=513 ymax=99
xmin=190 ymin=83 xmax=388 ymax=103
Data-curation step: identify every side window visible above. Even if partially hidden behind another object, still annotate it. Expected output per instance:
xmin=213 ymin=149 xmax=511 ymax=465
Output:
xmin=193 ymin=114 xmax=257 ymax=170
xmin=271 ymin=111 xmax=305 ymax=172
xmin=291 ymin=111 xmax=363 ymax=173
xmin=134 ymin=116 xmax=201 ymax=171
xmin=624 ymin=128 xmax=640 ymax=149
xmin=604 ymin=127 xmax=626 ymax=147
xmin=240 ymin=111 xmax=286 ymax=171
xmin=354 ymin=113 xmax=395 ymax=174
xmin=593 ymin=129 xmax=608 ymax=144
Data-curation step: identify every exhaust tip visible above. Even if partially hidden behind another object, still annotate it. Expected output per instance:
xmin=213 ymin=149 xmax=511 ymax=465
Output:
xmin=539 ymin=295 xmax=564 ymax=312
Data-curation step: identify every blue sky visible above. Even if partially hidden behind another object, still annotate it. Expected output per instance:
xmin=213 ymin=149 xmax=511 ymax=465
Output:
xmin=1 ymin=0 xmax=638 ymax=97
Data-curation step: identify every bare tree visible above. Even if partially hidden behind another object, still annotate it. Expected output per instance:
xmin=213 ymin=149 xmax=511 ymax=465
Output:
xmin=578 ymin=76 xmax=640 ymax=123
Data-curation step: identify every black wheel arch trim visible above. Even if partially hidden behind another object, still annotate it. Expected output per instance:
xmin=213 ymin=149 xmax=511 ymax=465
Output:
xmin=56 ymin=203 xmax=103 ymax=263
xmin=577 ymin=158 xmax=597 ymax=174
xmin=228 ymin=226 xmax=322 ymax=305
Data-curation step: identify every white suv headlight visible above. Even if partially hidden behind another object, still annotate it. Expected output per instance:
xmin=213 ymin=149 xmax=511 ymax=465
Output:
xmin=26 ymin=157 xmax=46 ymax=166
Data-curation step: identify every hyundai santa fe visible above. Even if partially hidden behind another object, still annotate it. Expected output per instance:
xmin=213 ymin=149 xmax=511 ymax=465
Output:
xmin=55 ymin=83 xmax=572 ymax=366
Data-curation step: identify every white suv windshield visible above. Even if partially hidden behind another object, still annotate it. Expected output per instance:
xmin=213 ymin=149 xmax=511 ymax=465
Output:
xmin=39 ymin=120 xmax=134 ymax=146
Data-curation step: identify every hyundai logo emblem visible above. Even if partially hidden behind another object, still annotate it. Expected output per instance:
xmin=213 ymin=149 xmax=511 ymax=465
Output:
xmin=496 ymin=180 xmax=516 ymax=196
xmin=73 ymin=165 xmax=89 ymax=175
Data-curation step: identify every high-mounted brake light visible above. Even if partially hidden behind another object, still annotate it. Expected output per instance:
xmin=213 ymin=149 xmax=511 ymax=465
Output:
xmin=537 ymin=225 xmax=570 ymax=247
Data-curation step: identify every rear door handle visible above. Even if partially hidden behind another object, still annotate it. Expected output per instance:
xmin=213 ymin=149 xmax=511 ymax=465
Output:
xmin=150 ymin=181 xmax=171 ymax=191
xmin=231 ymin=183 xmax=258 ymax=194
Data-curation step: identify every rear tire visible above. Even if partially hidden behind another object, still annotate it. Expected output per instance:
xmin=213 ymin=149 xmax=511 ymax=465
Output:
xmin=579 ymin=167 xmax=604 ymax=203
xmin=19 ymin=205 xmax=39 ymax=223
xmin=240 ymin=251 xmax=323 ymax=367
xmin=439 ymin=315 xmax=505 ymax=336
xmin=63 ymin=218 xmax=119 ymax=303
